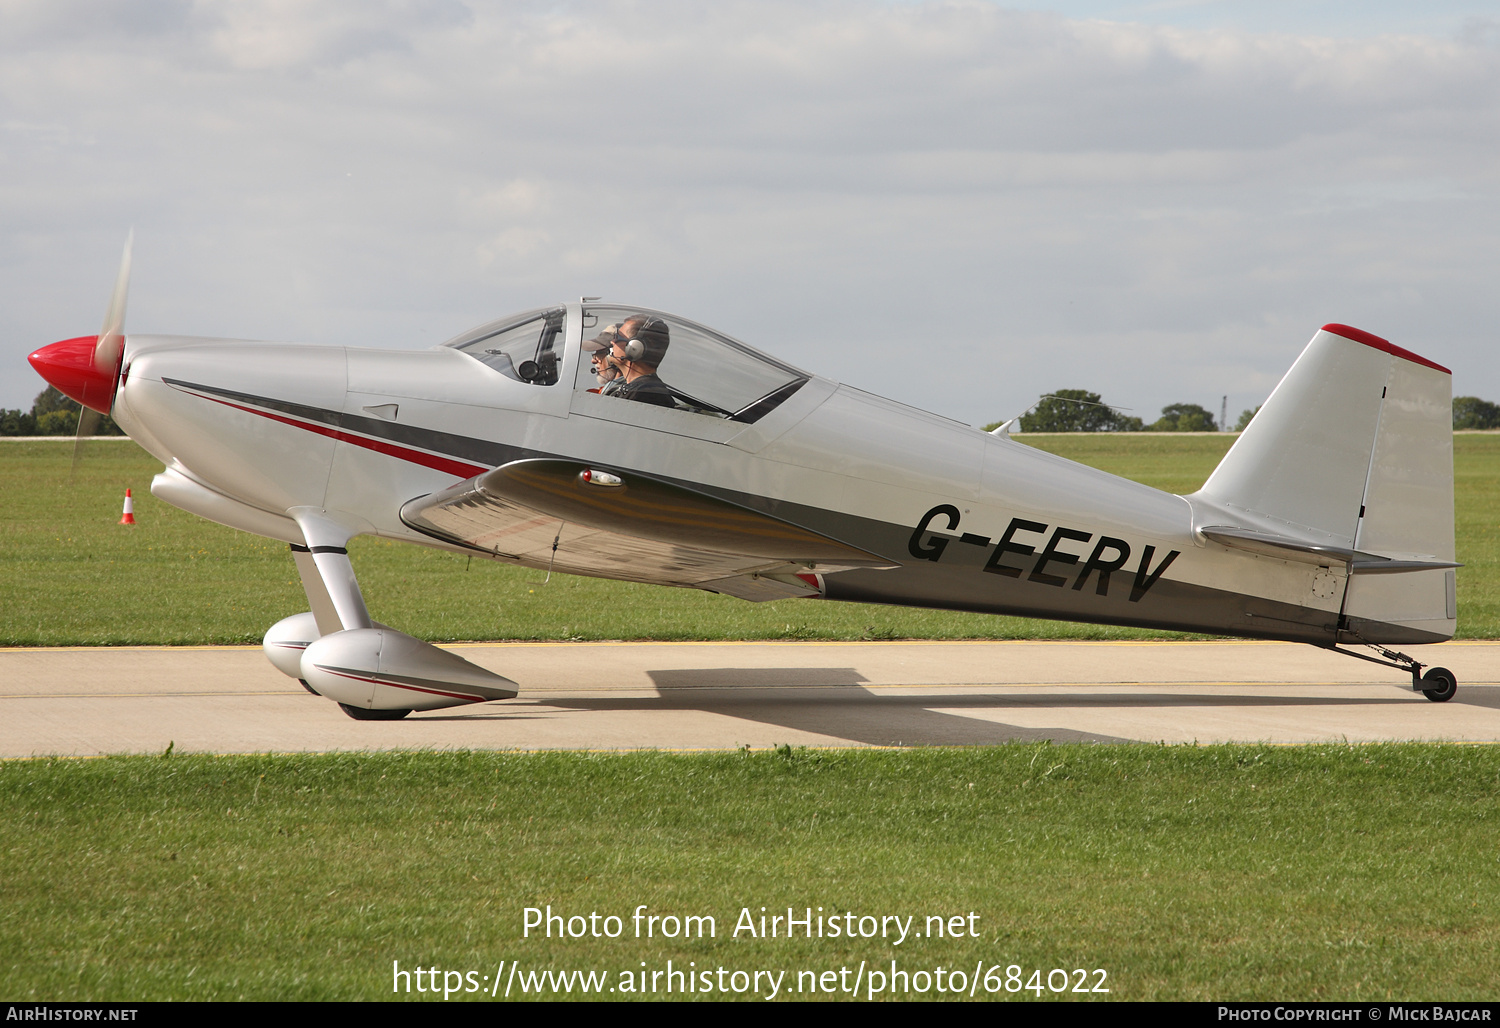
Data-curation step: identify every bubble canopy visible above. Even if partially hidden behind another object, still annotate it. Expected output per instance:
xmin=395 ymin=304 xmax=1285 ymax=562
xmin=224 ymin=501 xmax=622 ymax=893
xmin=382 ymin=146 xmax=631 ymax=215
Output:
xmin=445 ymin=304 xmax=810 ymax=424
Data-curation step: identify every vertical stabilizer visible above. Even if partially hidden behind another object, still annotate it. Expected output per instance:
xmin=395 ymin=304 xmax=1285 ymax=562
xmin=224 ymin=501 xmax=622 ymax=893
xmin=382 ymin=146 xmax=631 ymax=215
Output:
xmin=1191 ymin=324 xmax=1454 ymax=642
xmin=1197 ymin=325 xmax=1387 ymax=544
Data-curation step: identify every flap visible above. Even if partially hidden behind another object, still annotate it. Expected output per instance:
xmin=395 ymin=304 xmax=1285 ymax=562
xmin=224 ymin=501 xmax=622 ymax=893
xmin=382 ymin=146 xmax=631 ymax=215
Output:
xmin=698 ymin=573 xmax=821 ymax=602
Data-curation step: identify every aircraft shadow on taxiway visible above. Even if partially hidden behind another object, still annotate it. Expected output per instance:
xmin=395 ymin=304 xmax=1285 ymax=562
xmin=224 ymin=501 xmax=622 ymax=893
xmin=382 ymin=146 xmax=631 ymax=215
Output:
xmin=409 ymin=669 xmax=1496 ymax=746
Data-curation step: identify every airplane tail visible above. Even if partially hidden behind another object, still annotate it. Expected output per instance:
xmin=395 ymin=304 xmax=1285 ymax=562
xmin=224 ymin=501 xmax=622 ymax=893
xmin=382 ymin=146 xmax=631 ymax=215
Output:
xmin=1189 ymin=323 xmax=1455 ymax=643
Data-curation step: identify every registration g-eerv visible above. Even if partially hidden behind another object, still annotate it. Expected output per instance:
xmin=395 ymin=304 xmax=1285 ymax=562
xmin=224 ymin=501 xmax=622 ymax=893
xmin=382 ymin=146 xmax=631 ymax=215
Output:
xmin=30 ymin=239 xmax=1463 ymax=719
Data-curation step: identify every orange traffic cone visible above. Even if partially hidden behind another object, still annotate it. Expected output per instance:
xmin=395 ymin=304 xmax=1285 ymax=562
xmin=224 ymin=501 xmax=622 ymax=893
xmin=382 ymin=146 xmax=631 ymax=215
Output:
xmin=119 ymin=488 xmax=136 ymax=525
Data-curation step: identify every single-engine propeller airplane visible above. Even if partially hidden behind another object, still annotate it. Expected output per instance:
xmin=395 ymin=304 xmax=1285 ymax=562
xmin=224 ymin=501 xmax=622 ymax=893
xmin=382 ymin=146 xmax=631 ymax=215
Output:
xmin=29 ymin=242 xmax=1461 ymax=719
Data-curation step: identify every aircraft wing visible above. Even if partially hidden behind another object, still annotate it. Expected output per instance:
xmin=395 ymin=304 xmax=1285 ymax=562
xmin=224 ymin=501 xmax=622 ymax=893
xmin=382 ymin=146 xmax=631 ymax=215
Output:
xmin=399 ymin=458 xmax=897 ymax=592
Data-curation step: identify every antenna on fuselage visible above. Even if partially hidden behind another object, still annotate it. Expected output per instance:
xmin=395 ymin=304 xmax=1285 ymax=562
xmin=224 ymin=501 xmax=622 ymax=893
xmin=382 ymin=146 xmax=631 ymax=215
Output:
xmin=988 ymin=394 xmax=1134 ymax=437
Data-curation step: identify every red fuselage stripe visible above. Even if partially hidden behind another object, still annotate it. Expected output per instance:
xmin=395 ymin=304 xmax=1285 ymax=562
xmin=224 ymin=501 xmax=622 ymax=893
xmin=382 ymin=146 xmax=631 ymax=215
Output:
xmin=316 ymin=667 xmax=487 ymax=703
xmin=199 ymin=394 xmax=490 ymax=478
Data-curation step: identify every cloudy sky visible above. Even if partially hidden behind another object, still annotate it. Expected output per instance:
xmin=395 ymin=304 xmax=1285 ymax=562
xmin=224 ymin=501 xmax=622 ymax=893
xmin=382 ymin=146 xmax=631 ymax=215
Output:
xmin=4 ymin=0 xmax=1497 ymax=428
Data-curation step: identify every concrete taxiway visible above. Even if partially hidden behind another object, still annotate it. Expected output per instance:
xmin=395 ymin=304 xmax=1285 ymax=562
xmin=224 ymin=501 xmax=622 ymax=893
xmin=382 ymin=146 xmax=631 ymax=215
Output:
xmin=3 ymin=640 xmax=1499 ymax=757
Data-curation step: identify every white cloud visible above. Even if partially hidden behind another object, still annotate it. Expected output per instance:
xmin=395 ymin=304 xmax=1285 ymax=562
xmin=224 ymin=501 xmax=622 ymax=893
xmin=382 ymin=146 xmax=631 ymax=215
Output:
xmin=2 ymin=0 xmax=1498 ymax=425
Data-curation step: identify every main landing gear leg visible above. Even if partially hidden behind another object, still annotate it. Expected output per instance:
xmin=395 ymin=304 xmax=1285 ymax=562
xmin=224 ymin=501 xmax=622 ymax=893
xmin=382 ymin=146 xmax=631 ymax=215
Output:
xmin=288 ymin=509 xmax=412 ymax=721
xmin=1326 ymin=641 xmax=1458 ymax=703
xmin=276 ymin=507 xmax=516 ymax=721
xmin=287 ymin=510 xmax=374 ymax=634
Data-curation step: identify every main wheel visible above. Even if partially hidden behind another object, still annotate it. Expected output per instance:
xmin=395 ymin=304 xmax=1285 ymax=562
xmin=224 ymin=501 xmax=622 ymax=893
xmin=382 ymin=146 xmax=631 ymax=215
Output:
xmin=338 ymin=703 xmax=412 ymax=721
xmin=1420 ymin=667 xmax=1457 ymax=703
xmin=298 ymin=679 xmax=321 ymax=696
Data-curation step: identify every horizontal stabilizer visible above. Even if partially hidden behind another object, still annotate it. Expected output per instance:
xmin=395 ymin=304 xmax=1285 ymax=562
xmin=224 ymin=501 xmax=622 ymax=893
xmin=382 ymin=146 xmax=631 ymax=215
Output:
xmin=1198 ymin=525 xmax=1459 ymax=574
xmin=1197 ymin=525 xmax=1362 ymax=566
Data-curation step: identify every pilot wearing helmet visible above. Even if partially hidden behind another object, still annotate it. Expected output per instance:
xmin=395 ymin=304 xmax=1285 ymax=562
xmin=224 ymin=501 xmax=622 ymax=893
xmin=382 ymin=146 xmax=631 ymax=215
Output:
xmin=603 ymin=316 xmax=675 ymax=408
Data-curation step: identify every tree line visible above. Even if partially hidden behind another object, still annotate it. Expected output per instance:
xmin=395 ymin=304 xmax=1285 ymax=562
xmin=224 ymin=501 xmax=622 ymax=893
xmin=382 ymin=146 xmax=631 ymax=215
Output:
xmin=985 ymin=389 xmax=1500 ymax=433
xmin=0 ymin=387 xmax=123 ymax=436
xmin=5 ymin=384 xmax=1499 ymax=436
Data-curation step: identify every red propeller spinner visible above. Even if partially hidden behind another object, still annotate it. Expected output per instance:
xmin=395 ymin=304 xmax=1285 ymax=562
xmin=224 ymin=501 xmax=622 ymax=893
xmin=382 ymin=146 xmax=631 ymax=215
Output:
xmin=28 ymin=334 xmax=121 ymax=414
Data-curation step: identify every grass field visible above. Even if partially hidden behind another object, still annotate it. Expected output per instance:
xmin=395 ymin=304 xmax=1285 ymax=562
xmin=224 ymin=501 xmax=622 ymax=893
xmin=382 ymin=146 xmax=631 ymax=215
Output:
xmin=2 ymin=434 xmax=1496 ymax=644
xmin=3 ymin=745 xmax=1497 ymax=1001
xmin=5 ymin=432 xmax=1494 ymax=642
xmin=6 ymin=439 xmax=1498 ymax=1004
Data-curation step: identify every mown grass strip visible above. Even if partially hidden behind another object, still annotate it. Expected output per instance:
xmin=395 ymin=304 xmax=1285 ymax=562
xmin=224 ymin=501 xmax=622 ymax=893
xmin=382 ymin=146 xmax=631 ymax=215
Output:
xmin=2 ymin=745 xmax=1497 ymax=1001
xmin=3 ymin=435 xmax=1495 ymax=644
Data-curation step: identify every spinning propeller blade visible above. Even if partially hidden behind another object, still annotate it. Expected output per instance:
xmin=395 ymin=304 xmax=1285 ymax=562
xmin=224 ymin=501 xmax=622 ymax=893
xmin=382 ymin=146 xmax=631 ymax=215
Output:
xmin=94 ymin=231 xmax=132 ymax=378
xmin=69 ymin=406 xmax=102 ymax=478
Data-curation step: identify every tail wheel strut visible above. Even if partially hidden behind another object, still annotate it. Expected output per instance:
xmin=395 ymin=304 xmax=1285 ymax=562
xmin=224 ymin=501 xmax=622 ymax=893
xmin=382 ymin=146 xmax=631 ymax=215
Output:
xmin=1326 ymin=641 xmax=1458 ymax=703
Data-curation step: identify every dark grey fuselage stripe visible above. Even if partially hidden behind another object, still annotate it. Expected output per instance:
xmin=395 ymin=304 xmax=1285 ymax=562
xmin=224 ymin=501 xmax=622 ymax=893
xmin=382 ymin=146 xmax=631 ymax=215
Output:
xmin=163 ymin=377 xmax=535 ymax=468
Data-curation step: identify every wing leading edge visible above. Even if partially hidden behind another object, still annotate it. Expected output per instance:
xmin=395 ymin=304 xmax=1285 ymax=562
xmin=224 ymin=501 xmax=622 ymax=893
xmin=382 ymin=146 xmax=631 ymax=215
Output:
xmin=399 ymin=459 xmax=897 ymax=596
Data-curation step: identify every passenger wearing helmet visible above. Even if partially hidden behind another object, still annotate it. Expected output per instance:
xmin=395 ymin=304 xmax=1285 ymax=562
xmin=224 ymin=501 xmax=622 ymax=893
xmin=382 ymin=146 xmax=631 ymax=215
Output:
xmin=581 ymin=324 xmax=625 ymax=395
xmin=606 ymin=316 xmax=676 ymax=408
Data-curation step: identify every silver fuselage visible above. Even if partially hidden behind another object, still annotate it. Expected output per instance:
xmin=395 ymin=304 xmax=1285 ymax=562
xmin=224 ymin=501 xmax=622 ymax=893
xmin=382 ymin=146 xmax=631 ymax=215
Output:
xmin=112 ymin=302 xmax=1455 ymax=648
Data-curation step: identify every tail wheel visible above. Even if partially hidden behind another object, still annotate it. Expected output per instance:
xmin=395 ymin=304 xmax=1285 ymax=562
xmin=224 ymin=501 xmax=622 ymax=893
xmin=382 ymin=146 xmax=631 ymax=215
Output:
xmin=1420 ymin=667 xmax=1457 ymax=703
xmin=338 ymin=703 xmax=412 ymax=721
